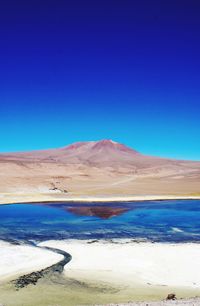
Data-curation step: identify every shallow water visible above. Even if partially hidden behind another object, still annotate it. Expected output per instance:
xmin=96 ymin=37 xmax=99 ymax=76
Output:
xmin=0 ymin=200 xmax=200 ymax=242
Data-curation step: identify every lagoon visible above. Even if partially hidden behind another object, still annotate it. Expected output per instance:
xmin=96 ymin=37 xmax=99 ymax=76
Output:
xmin=0 ymin=200 xmax=200 ymax=243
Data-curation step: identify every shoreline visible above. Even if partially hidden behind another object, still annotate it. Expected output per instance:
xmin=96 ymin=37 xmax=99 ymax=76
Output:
xmin=40 ymin=239 xmax=200 ymax=289
xmin=1 ymin=239 xmax=200 ymax=305
xmin=0 ymin=192 xmax=200 ymax=205
xmin=0 ymin=240 xmax=63 ymax=282
xmin=1 ymin=199 xmax=200 ymax=305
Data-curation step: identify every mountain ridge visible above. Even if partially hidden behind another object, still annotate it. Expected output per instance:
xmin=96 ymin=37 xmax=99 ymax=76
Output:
xmin=0 ymin=139 xmax=200 ymax=196
xmin=0 ymin=139 xmax=198 ymax=163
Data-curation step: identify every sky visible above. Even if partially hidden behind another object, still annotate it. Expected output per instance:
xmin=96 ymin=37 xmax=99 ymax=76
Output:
xmin=0 ymin=0 xmax=200 ymax=160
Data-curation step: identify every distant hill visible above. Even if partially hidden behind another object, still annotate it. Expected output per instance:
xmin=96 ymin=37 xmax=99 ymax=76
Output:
xmin=0 ymin=139 xmax=200 ymax=196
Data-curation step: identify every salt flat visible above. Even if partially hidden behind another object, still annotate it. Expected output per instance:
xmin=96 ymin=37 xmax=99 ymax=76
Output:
xmin=1 ymin=239 xmax=200 ymax=289
xmin=1 ymin=239 xmax=200 ymax=305
xmin=40 ymin=240 xmax=200 ymax=288
xmin=0 ymin=240 xmax=63 ymax=281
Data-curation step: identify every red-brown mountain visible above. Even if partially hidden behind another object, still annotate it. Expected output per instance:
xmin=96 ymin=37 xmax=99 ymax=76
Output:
xmin=0 ymin=139 xmax=196 ymax=167
xmin=1 ymin=139 xmax=139 ymax=164
xmin=0 ymin=139 xmax=200 ymax=196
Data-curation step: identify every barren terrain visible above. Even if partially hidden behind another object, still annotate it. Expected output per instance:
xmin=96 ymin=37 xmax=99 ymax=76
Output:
xmin=0 ymin=140 xmax=200 ymax=200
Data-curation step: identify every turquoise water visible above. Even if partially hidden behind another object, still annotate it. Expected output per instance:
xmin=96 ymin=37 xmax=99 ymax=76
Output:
xmin=0 ymin=200 xmax=200 ymax=243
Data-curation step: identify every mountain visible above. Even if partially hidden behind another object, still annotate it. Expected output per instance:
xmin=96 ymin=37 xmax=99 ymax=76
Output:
xmin=0 ymin=139 xmax=200 ymax=197
xmin=0 ymin=139 xmax=139 ymax=164
xmin=0 ymin=139 xmax=193 ymax=167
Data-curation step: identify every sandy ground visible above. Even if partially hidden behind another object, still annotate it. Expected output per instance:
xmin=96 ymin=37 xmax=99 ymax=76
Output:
xmin=0 ymin=192 xmax=200 ymax=205
xmin=1 ymin=140 xmax=200 ymax=207
xmin=0 ymin=240 xmax=63 ymax=281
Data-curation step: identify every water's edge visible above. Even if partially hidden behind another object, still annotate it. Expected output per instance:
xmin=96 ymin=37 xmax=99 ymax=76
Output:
xmin=12 ymin=243 xmax=72 ymax=289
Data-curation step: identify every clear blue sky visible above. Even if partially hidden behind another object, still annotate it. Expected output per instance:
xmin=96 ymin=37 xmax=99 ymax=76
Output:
xmin=0 ymin=0 xmax=200 ymax=160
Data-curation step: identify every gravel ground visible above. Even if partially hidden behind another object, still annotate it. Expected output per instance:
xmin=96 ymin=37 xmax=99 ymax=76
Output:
xmin=95 ymin=297 xmax=200 ymax=306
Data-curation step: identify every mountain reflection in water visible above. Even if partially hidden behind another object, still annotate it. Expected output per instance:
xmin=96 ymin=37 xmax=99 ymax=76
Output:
xmin=1 ymin=200 xmax=200 ymax=242
xmin=40 ymin=204 xmax=130 ymax=219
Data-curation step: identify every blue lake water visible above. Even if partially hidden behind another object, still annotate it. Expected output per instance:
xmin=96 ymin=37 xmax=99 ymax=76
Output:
xmin=0 ymin=200 xmax=200 ymax=243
